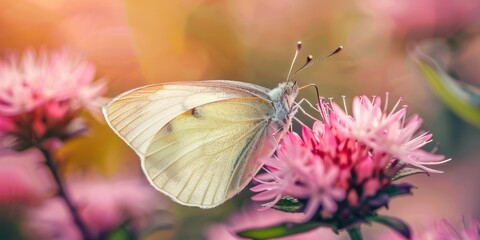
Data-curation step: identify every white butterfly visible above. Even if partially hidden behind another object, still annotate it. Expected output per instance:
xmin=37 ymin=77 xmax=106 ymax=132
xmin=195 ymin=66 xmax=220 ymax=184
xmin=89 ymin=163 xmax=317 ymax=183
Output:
xmin=102 ymin=43 xmax=341 ymax=208
xmin=102 ymin=80 xmax=298 ymax=208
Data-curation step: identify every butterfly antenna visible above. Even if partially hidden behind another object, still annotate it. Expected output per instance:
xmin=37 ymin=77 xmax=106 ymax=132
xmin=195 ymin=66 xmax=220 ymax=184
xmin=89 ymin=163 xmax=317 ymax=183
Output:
xmin=298 ymin=84 xmax=320 ymax=105
xmin=292 ymin=46 xmax=343 ymax=77
xmin=286 ymin=41 xmax=303 ymax=83
xmin=296 ymin=55 xmax=314 ymax=77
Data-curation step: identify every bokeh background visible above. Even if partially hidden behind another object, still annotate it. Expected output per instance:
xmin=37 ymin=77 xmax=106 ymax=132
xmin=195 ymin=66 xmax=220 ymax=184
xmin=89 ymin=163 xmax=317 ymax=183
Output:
xmin=0 ymin=0 xmax=479 ymax=239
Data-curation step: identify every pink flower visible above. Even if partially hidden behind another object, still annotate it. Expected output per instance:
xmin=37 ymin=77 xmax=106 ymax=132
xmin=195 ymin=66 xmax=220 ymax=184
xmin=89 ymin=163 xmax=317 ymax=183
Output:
xmin=251 ymin=132 xmax=346 ymax=222
xmin=0 ymin=49 xmax=105 ymax=115
xmin=0 ymin=149 xmax=55 ymax=204
xmin=251 ymin=134 xmax=311 ymax=208
xmin=331 ymin=96 xmax=449 ymax=173
xmin=25 ymin=175 xmax=163 ymax=240
xmin=251 ymin=95 xmax=447 ymax=228
xmin=306 ymin=159 xmax=345 ymax=217
xmin=0 ymin=49 xmax=106 ymax=150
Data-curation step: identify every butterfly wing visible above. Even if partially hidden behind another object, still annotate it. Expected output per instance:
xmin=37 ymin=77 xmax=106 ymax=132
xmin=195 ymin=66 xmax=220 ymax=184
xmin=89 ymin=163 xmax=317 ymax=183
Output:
xmin=102 ymin=81 xmax=271 ymax=155
xmin=103 ymin=81 xmax=284 ymax=207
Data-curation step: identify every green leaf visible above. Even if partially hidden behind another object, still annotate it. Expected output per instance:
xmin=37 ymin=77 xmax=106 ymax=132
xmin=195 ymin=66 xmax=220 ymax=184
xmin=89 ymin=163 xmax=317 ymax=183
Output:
xmin=392 ymin=167 xmax=428 ymax=181
xmin=385 ymin=183 xmax=414 ymax=198
xmin=413 ymin=48 xmax=480 ymax=128
xmin=237 ymin=222 xmax=333 ymax=239
xmin=271 ymin=196 xmax=304 ymax=213
xmin=107 ymin=226 xmax=132 ymax=240
xmin=367 ymin=215 xmax=411 ymax=239
xmin=347 ymin=227 xmax=363 ymax=240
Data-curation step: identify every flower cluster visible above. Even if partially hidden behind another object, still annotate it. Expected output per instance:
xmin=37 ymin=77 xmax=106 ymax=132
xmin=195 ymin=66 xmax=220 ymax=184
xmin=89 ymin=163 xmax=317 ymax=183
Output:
xmin=250 ymin=95 xmax=449 ymax=236
xmin=0 ymin=49 xmax=110 ymax=240
xmin=0 ymin=49 xmax=106 ymax=151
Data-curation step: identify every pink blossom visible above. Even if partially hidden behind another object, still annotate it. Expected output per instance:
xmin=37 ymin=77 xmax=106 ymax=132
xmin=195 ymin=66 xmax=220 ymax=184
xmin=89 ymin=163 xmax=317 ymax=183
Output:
xmin=331 ymin=96 xmax=449 ymax=173
xmin=25 ymin=176 xmax=163 ymax=240
xmin=251 ymin=134 xmax=311 ymax=209
xmin=0 ymin=49 xmax=105 ymax=115
xmin=251 ymin=95 xmax=447 ymax=226
xmin=251 ymin=132 xmax=346 ymax=222
xmin=0 ymin=149 xmax=54 ymax=204
xmin=0 ymin=49 xmax=106 ymax=150
xmin=303 ymin=156 xmax=345 ymax=219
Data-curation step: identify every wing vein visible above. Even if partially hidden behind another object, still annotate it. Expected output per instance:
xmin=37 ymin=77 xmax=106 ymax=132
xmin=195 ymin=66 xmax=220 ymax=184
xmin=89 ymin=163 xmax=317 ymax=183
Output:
xmin=176 ymin=160 xmax=204 ymax=198
xmin=210 ymin=122 xmax=265 ymax=203
xmin=136 ymin=102 xmax=270 ymax=151
xmin=109 ymin=101 xmax=150 ymax=122
xmin=224 ymin=123 xmax=267 ymax=195
xmin=107 ymin=100 xmax=139 ymax=115
xmin=152 ymin=129 xmax=231 ymax=182
xmin=158 ymin=120 xmax=264 ymax=203
xmin=116 ymin=104 xmax=170 ymax=133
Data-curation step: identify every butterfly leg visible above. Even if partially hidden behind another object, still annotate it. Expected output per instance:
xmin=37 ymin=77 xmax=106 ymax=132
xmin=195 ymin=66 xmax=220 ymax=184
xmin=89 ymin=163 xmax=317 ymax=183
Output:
xmin=295 ymin=98 xmax=320 ymax=122
xmin=300 ymin=98 xmax=319 ymax=112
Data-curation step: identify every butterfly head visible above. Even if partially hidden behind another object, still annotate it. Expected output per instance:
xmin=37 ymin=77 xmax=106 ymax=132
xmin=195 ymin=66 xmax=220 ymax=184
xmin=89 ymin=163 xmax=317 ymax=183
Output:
xmin=280 ymin=80 xmax=299 ymax=110
xmin=268 ymin=81 xmax=299 ymax=123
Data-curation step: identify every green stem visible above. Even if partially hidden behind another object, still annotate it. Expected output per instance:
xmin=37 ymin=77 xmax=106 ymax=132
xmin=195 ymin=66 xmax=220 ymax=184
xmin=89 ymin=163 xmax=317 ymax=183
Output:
xmin=237 ymin=222 xmax=329 ymax=239
xmin=347 ymin=227 xmax=363 ymax=240
xmin=39 ymin=147 xmax=94 ymax=240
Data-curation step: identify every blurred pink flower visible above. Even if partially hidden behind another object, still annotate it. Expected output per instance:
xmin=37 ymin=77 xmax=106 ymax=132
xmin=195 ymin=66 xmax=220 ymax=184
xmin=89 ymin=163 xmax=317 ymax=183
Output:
xmin=359 ymin=0 xmax=480 ymax=38
xmin=0 ymin=49 xmax=106 ymax=150
xmin=26 ymin=176 xmax=162 ymax=240
xmin=331 ymin=96 xmax=449 ymax=173
xmin=381 ymin=218 xmax=480 ymax=240
xmin=0 ymin=149 xmax=54 ymax=204
xmin=0 ymin=49 xmax=105 ymax=115
xmin=251 ymin=95 xmax=447 ymax=228
xmin=205 ymin=206 xmax=341 ymax=240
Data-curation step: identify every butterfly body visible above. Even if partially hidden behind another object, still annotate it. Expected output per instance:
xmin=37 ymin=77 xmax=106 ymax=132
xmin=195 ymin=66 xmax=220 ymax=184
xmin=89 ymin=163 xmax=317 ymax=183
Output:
xmin=103 ymin=80 xmax=298 ymax=208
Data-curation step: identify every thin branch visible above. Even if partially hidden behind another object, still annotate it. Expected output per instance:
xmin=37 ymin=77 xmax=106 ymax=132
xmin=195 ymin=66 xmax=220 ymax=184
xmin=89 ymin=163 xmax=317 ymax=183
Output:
xmin=38 ymin=146 xmax=94 ymax=240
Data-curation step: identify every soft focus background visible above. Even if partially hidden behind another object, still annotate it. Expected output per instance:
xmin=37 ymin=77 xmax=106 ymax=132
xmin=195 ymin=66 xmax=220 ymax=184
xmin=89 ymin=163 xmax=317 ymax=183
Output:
xmin=0 ymin=0 xmax=479 ymax=239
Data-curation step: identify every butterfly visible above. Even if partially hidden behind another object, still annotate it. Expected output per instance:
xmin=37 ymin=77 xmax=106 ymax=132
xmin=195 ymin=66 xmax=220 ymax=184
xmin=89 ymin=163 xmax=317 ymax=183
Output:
xmin=102 ymin=42 xmax=342 ymax=208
